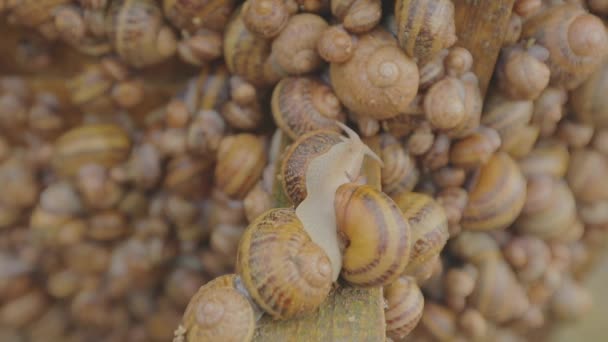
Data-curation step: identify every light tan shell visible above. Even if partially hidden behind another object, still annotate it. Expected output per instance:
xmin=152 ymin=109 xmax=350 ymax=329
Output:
xmin=180 ymin=274 xmax=255 ymax=342
xmin=330 ymin=28 xmax=419 ymax=120
xmin=571 ymin=59 xmax=608 ymax=129
xmin=379 ymin=133 xmax=419 ymax=197
xmin=334 ymin=183 xmax=412 ymax=286
xmin=481 ymin=94 xmax=533 ymax=154
xmin=384 ymin=277 xmax=424 ymax=340
xmin=236 ymin=208 xmax=332 ymax=319
xmin=566 ymin=148 xmax=608 ymax=203
xmin=164 ymin=0 xmax=235 ymax=33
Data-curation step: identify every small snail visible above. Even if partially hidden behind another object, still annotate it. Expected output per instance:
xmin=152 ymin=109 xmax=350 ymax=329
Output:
xmin=418 ymin=302 xmax=458 ymax=341
xmin=178 ymin=274 xmax=255 ymax=342
xmin=496 ymin=43 xmax=551 ymax=101
xmin=391 ymin=192 xmax=448 ymax=279
xmin=394 ymin=0 xmax=457 ymax=65
xmin=384 ymin=276 xmax=424 ymax=340
xmin=571 ymin=59 xmax=608 ymax=129
xmin=449 ymin=127 xmax=501 ymax=170
xmin=7 ymin=0 xmax=70 ymax=28
xmin=379 ymin=133 xmax=419 ymax=197
xmin=163 ymin=0 xmax=235 ymax=33
xmin=566 ymin=148 xmax=608 ymax=203
xmin=282 ymin=124 xmax=381 ymax=280
xmin=331 ymin=0 xmax=382 ymax=33
xmin=550 ymin=276 xmax=592 ymax=321
xmin=522 ymin=3 xmax=608 ymax=89
xmin=316 ymin=25 xmax=355 ymax=64
xmin=52 ymin=124 xmax=131 ymax=176
xmin=214 ymin=134 xmax=267 ymax=199
xmin=442 ymin=72 xmax=483 ymax=138
xmin=271 ymin=76 xmax=345 ymax=139
xmin=177 ymin=29 xmax=224 ymax=66
xmin=503 ymin=235 xmax=551 ymax=284
xmin=501 ymin=124 xmax=540 ymax=159
xmin=533 ymin=87 xmax=568 ymax=138
xmin=329 ymin=28 xmax=419 ymax=120
xmin=236 ymin=208 xmax=332 ymax=319
xmin=334 ymin=183 xmax=412 ymax=286
xmin=589 ymin=0 xmax=608 ymax=16
xmin=518 ymin=141 xmax=570 ymax=179
xmin=423 ymin=77 xmax=467 ymax=131
xmin=461 ymin=152 xmax=527 ymax=232
xmin=242 ymin=0 xmax=291 ymax=39
xmin=418 ymin=49 xmax=448 ymax=89
xmin=105 ymin=0 xmax=177 ymax=68
xmin=481 ymin=93 xmax=533 ymax=154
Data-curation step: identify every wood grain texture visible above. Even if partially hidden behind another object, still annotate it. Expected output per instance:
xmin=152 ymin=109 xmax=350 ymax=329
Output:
xmin=262 ymin=132 xmax=385 ymax=341
xmin=453 ymin=0 xmax=516 ymax=96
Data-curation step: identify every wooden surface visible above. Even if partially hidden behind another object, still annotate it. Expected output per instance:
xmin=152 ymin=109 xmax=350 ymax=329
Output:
xmin=453 ymin=0 xmax=516 ymax=96
xmin=259 ymin=132 xmax=386 ymax=341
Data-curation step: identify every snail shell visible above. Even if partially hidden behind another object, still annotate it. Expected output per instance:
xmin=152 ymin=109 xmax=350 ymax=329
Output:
xmin=501 ymin=124 xmax=540 ymax=159
xmin=223 ymin=7 xmax=278 ymax=86
xmin=331 ymin=0 xmax=382 ymax=33
xmin=52 ymin=124 xmax=131 ymax=176
xmin=236 ymin=208 xmax=332 ymax=319
xmin=423 ymin=77 xmax=467 ymax=131
xmin=180 ymin=274 xmax=255 ymax=342
xmin=268 ymin=14 xmax=328 ymax=77
xmin=566 ymin=148 xmax=608 ymax=203
xmin=330 ymin=28 xmax=419 ymax=120
xmin=214 ymin=134 xmax=267 ymax=199
xmin=550 ymin=277 xmax=592 ymax=321
xmin=503 ymin=235 xmax=551 ymax=284
xmin=271 ymin=76 xmax=345 ymax=139
xmin=163 ymin=0 xmax=235 ymax=33
xmin=516 ymin=178 xmax=577 ymax=241
xmin=242 ymin=0 xmax=290 ymax=39
xmin=571 ymin=59 xmax=608 ymax=129
xmin=449 ymin=127 xmax=501 ymax=170
xmin=518 ymin=141 xmax=570 ymax=179
xmin=394 ymin=0 xmax=457 ymax=65
xmin=419 ymin=302 xmax=457 ymax=341
xmin=481 ymin=93 xmax=533 ymax=154
xmin=443 ymin=72 xmax=483 ymax=138
xmin=496 ymin=44 xmax=551 ymax=101
xmin=461 ymin=153 xmax=527 ymax=231
xmin=384 ymin=276 xmax=424 ymax=340
xmin=469 ymin=260 xmax=530 ymax=323
xmin=105 ymin=0 xmax=177 ymax=68
xmin=522 ymin=4 xmax=608 ymax=89
xmin=334 ymin=183 xmax=412 ymax=286
xmin=391 ymin=192 xmax=448 ymax=278
xmin=8 ymin=0 xmax=70 ymax=28
xmin=379 ymin=133 xmax=419 ymax=197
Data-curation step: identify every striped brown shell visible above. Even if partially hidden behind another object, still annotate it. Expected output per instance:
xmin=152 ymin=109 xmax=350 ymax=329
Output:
xmin=180 ymin=274 xmax=255 ymax=342
xmin=106 ymin=0 xmax=177 ymax=68
xmin=394 ymin=0 xmax=457 ymax=65
xmin=481 ymin=94 xmax=533 ymax=154
xmin=214 ymin=134 xmax=267 ymax=199
xmin=52 ymin=124 xmax=131 ymax=176
xmin=281 ymin=130 xmax=343 ymax=205
xmin=391 ymin=192 xmax=448 ymax=277
xmin=236 ymin=208 xmax=332 ymax=319
xmin=461 ymin=152 xmax=526 ymax=231
xmin=522 ymin=4 xmax=608 ymax=90
xmin=379 ymin=133 xmax=419 ymax=197
xmin=334 ymin=183 xmax=412 ymax=286
xmin=163 ymin=0 xmax=235 ymax=33
xmin=223 ymin=7 xmax=279 ymax=86
xmin=384 ymin=276 xmax=424 ymax=340
xmin=271 ymin=76 xmax=345 ymax=140
xmin=571 ymin=60 xmax=608 ymax=129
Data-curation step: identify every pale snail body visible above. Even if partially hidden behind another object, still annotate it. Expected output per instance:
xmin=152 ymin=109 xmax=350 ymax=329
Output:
xmin=214 ymin=134 xmax=267 ymax=199
xmin=331 ymin=0 xmax=382 ymax=33
xmin=163 ymin=0 xmax=235 ymax=33
xmin=384 ymin=276 xmax=424 ymax=340
xmin=516 ymin=178 xmax=578 ymax=241
xmin=391 ymin=192 xmax=448 ymax=278
xmin=52 ymin=124 xmax=131 ymax=177
xmin=522 ymin=4 xmax=608 ymax=89
xmin=330 ymin=28 xmax=419 ymax=120
xmin=571 ymin=60 xmax=608 ymax=129
xmin=223 ymin=7 xmax=278 ymax=86
xmin=394 ymin=0 xmax=457 ymax=65
xmin=282 ymin=124 xmax=381 ymax=280
xmin=334 ymin=183 xmax=412 ymax=286
xmin=461 ymin=153 xmax=527 ymax=232
xmin=105 ymin=0 xmax=177 ymax=68
xmin=379 ymin=133 xmax=419 ymax=197
xmin=271 ymin=76 xmax=346 ymax=139
xmin=179 ymin=274 xmax=255 ymax=342
xmin=236 ymin=208 xmax=332 ymax=319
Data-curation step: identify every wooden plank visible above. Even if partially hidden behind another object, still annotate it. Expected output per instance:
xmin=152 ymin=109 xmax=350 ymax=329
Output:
xmin=453 ymin=0 xmax=516 ymax=96
xmin=257 ymin=132 xmax=386 ymax=341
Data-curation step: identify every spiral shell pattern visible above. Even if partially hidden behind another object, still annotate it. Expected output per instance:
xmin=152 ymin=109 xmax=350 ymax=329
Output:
xmin=384 ymin=276 xmax=424 ymax=340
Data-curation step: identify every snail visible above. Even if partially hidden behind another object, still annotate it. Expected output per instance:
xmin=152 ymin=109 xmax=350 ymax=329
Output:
xmin=334 ymin=183 xmax=412 ymax=286
xmin=549 ymin=276 xmax=592 ymax=321
xmin=566 ymin=148 xmax=608 ymax=203
xmin=242 ymin=0 xmax=292 ymax=39
xmin=481 ymin=93 xmax=533 ymax=155
xmin=52 ymin=124 xmax=131 ymax=177
xmin=522 ymin=3 xmax=608 ymax=89
xmin=236 ymin=208 xmax=332 ymax=319
xmin=391 ymin=192 xmax=449 ymax=279
xmin=449 ymin=127 xmax=501 ymax=170
xmin=423 ymin=77 xmax=467 ymax=131
xmin=461 ymin=152 xmax=527 ymax=232
xmin=503 ymin=235 xmax=551 ymax=284
xmin=533 ymin=87 xmax=568 ymax=138
xmin=571 ymin=59 xmax=608 ymax=129
xmin=589 ymin=0 xmax=608 ymax=16
xmin=379 ymin=133 xmax=419 ymax=197
xmin=444 ymin=47 xmax=473 ymax=78
xmin=331 ymin=0 xmax=382 ymax=33
xmin=105 ymin=0 xmax=177 ymax=68
xmin=316 ymin=25 xmax=355 ymax=64
xmin=214 ymin=134 xmax=267 ymax=199
xmin=328 ymin=28 xmax=419 ymax=120
xmin=177 ymin=29 xmax=224 ymax=66
xmin=394 ymin=0 xmax=457 ymax=65
xmin=6 ymin=0 xmax=70 ymax=28
xmin=281 ymin=124 xmax=381 ymax=280
xmin=518 ymin=141 xmax=570 ymax=179
xmin=418 ymin=49 xmax=448 ymax=89
xmin=384 ymin=276 xmax=424 ymax=340
xmin=178 ymin=274 xmax=255 ymax=342
xmin=496 ymin=43 xmax=551 ymax=101
xmin=271 ymin=76 xmax=346 ymax=139
xmin=503 ymin=13 xmax=523 ymax=46
xmin=163 ymin=0 xmax=235 ymax=33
